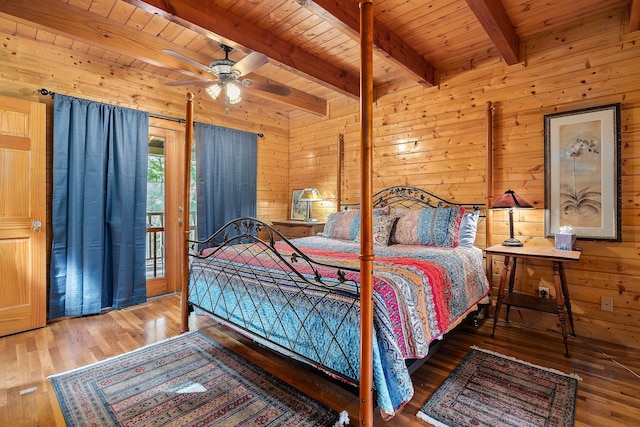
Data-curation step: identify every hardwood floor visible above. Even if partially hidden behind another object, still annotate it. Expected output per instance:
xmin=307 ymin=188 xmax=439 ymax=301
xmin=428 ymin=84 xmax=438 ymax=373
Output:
xmin=1 ymin=293 xmax=638 ymax=426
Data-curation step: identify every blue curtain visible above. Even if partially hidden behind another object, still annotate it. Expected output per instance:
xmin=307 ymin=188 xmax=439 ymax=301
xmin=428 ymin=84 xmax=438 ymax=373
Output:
xmin=195 ymin=123 xmax=257 ymax=243
xmin=49 ymin=95 xmax=149 ymax=319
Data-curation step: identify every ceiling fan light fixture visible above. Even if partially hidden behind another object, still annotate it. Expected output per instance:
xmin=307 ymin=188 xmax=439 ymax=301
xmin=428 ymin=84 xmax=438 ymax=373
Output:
xmin=226 ymin=82 xmax=242 ymax=105
xmin=205 ymin=84 xmax=222 ymax=100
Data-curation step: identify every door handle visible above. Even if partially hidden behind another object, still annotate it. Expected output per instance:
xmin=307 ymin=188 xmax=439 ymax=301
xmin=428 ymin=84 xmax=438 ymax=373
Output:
xmin=33 ymin=220 xmax=42 ymax=232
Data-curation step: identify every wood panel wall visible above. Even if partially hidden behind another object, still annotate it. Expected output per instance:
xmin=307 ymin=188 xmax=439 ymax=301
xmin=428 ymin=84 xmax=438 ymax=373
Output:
xmin=290 ymin=8 xmax=640 ymax=349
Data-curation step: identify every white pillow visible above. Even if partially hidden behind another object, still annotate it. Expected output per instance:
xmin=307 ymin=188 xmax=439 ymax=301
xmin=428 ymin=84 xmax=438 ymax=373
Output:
xmin=458 ymin=210 xmax=480 ymax=246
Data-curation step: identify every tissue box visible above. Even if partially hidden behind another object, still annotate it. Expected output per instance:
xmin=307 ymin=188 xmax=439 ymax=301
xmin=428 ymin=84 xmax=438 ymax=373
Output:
xmin=555 ymin=233 xmax=576 ymax=250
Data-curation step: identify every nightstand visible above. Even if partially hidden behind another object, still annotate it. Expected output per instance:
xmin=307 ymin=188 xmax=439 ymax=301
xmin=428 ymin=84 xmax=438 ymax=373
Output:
xmin=271 ymin=220 xmax=325 ymax=239
xmin=485 ymin=244 xmax=581 ymax=357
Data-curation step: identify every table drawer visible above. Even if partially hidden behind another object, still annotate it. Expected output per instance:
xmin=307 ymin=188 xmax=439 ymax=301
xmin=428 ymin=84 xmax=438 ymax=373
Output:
xmin=271 ymin=221 xmax=325 ymax=239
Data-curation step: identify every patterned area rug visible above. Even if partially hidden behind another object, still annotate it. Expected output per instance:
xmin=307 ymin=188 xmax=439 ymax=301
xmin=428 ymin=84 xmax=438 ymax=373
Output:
xmin=417 ymin=346 xmax=580 ymax=427
xmin=50 ymin=330 xmax=348 ymax=426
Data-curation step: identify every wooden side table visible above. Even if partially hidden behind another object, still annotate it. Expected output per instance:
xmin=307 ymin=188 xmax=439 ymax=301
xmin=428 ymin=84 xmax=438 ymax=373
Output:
xmin=485 ymin=244 xmax=581 ymax=357
xmin=271 ymin=220 xmax=325 ymax=239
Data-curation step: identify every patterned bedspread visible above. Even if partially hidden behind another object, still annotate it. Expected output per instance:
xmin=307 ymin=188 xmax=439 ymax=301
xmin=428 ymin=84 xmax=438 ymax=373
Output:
xmin=188 ymin=235 xmax=489 ymax=419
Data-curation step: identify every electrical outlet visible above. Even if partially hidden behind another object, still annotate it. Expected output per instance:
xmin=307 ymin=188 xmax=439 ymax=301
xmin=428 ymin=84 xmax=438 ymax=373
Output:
xmin=601 ymin=296 xmax=613 ymax=312
xmin=538 ymin=287 xmax=549 ymax=299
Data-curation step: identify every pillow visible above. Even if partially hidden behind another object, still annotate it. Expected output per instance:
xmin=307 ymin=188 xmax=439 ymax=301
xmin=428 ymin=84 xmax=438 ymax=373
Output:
xmin=458 ymin=210 xmax=480 ymax=246
xmin=319 ymin=210 xmax=360 ymax=240
xmin=319 ymin=206 xmax=390 ymax=241
xmin=390 ymin=207 xmax=411 ymax=218
xmin=354 ymin=215 xmax=397 ymax=246
xmin=391 ymin=206 xmax=464 ymax=247
xmin=373 ymin=204 xmax=392 ymax=216
xmin=351 ymin=205 xmax=391 ymax=234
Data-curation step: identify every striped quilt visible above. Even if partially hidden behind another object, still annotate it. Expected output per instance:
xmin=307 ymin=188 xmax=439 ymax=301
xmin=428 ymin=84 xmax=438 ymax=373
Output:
xmin=188 ymin=235 xmax=489 ymax=420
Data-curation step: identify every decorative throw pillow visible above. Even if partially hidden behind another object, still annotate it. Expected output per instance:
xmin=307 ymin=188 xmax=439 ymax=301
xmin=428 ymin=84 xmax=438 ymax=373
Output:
xmin=458 ymin=210 xmax=480 ymax=246
xmin=319 ymin=210 xmax=360 ymax=240
xmin=354 ymin=215 xmax=397 ymax=246
xmin=319 ymin=206 xmax=390 ymax=241
xmin=350 ymin=205 xmax=391 ymax=236
xmin=391 ymin=206 xmax=464 ymax=247
xmin=374 ymin=205 xmax=392 ymax=216
xmin=392 ymin=207 xmax=411 ymax=215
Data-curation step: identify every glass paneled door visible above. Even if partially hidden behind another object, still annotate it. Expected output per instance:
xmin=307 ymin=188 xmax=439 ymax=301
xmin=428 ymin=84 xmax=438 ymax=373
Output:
xmin=146 ymin=120 xmax=185 ymax=297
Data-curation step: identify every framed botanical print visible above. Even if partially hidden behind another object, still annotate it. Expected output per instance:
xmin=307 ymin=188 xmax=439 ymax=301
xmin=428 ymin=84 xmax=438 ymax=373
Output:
xmin=544 ymin=103 xmax=621 ymax=241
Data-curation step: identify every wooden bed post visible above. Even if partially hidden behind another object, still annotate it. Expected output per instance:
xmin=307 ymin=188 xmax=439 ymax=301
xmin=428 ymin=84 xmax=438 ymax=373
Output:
xmin=485 ymin=101 xmax=494 ymax=283
xmin=485 ymin=101 xmax=494 ymax=245
xmin=181 ymin=92 xmax=194 ymax=333
xmin=359 ymin=1 xmax=374 ymax=425
xmin=337 ymin=133 xmax=344 ymax=212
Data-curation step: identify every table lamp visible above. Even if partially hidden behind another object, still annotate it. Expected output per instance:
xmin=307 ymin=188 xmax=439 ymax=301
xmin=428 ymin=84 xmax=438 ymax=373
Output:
xmin=298 ymin=188 xmax=323 ymax=222
xmin=490 ymin=189 xmax=534 ymax=246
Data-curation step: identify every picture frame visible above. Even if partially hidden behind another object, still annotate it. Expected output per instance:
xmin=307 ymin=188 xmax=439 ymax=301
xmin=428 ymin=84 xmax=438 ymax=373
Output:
xmin=290 ymin=189 xmax=307 ymax=220
xmin=544 ymin=103 xmax=621 ymax=241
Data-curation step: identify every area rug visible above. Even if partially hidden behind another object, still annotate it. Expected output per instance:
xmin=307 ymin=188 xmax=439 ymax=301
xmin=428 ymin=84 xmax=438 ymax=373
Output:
xmin=417 ymin=346 xmax=580 ymax=427
xmin=50 ymin=330 xmax=348 ymax=426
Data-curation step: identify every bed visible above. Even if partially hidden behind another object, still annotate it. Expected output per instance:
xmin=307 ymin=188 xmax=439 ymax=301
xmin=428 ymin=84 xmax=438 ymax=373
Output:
xmin=184 ymin=186 xmax=490 ymax=420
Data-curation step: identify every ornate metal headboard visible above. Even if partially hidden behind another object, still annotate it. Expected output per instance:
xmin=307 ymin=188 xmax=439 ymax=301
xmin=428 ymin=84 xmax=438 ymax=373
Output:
xmin=343 ymin=185 xmax=484 ymax=213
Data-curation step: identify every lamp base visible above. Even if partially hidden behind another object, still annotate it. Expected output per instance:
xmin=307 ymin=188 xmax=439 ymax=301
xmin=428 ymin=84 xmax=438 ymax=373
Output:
xmin=501 ymin=237 xmax=523 ymax=247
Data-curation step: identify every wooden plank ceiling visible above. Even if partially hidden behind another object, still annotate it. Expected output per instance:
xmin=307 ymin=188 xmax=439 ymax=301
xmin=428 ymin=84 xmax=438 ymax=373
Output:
xmin=0 ymin=0 xmax=637 ymax=118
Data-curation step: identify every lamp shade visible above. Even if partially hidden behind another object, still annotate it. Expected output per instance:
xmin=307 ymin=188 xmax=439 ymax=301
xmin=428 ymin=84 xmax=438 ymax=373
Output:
xmin=490 ymin=189 xmax=533 ymax=209
xmin=226 ymin=82 xmax=242 ymax=104
xmin=298 ymin=188 xmax=323 ymax=202
xmin=490 ymin=189 xmax=533 ymax=247
xmin=205 ymin=84 xmax=222 ymax=100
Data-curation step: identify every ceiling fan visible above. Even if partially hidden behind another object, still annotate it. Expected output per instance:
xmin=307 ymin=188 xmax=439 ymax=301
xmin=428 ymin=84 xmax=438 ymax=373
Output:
xmin=164 ymin=44 xmax=291 ymax=112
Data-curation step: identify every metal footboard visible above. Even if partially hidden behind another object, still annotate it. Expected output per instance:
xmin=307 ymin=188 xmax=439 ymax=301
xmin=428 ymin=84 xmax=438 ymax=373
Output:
xmin=187 ymin=217 xmax=362 ymax=385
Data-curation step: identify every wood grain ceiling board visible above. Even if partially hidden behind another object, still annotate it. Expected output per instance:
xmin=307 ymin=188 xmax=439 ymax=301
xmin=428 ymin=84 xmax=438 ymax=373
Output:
xmin=376 ymin=1 xmax=497 ymax=68
xmin=502 ymin=0 xmax=631 ymax=33
xmin=124 ymin=0 xmax=362 ymax=99
xmin=0 ymin=0 xmax=636 ymax=116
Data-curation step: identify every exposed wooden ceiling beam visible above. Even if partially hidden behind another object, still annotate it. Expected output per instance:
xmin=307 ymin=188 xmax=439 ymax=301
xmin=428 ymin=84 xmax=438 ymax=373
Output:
xmin=0 ymin=0 xmax=327 ymax=115
xmin=631 ymin=0 xmax=640 ymax=32
xmin=239 ymin=75 xmax=327 ymax=116
xmin=464 ymin=0 xmax=520 ymax=65
xmin=301 ymin=0 xmax=435 ymax=87
xmin=124 ymin=0 xmax=360 ymax=100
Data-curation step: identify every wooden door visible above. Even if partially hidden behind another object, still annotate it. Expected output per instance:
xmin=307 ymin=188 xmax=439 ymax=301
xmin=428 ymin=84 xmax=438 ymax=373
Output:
xmin=0 ymin=95 xmax=46 ymax=336
xmin=146 ymin=119 xmax=185 ymax=297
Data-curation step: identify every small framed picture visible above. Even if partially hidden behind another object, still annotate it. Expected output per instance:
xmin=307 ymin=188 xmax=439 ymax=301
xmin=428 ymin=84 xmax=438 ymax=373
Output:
xmin=290 ymin=189 xmax=306 ymax=220
xmin=544 ymin=103 xmax=621 ymax=241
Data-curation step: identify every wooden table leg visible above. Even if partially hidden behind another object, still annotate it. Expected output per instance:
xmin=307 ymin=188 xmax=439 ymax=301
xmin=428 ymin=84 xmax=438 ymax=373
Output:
xmin=492 ymin=255 xmax=512 ymax=338
xmin=504 ymin=256 xmax=518 ymax=322
xmin=552 ymin=261 xmax=571 ymax=357
xmin=558 ymin=262 xmax=575 ymax=336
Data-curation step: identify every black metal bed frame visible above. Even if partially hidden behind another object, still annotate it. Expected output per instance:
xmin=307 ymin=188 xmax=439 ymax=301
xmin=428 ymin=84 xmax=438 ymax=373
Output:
xmin=185 ymin=186 xmax=486 ymax=387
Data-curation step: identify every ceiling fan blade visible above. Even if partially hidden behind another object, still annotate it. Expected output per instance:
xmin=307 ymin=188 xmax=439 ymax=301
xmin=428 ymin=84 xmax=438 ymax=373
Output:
xmin=165 ymin=79 xmax=217 ymax=87
xmin=242 ymin=79 xmax=292 ymax=97
xmin=162 ymin=49 xmax=210 ymax=73
xmin=233 ymin=52 xmax=269 ymax=76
